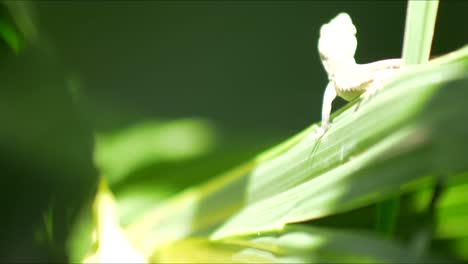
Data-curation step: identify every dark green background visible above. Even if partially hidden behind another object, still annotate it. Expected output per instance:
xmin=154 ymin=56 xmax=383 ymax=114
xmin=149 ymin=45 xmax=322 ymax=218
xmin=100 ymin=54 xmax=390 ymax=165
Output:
xmin=0 ymin=1 xmax=466 ymax=261
xmin=35 ymin=2 xmax=466 ymax=134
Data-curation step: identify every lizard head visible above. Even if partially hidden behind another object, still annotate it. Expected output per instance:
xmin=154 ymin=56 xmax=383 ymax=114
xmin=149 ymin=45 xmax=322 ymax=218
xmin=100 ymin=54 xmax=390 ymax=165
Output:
xmin=318 ymin=13 xmax=357 ymax=70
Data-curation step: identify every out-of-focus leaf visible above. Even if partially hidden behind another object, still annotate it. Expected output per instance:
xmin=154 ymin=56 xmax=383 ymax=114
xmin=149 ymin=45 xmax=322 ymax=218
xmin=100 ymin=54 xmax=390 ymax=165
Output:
xmin=450 ymin=238 xmax=468 ymax=260
xmin=67 ymin=206 xmax=94 ymax=264
xmin=82 ymin=179 xmax=146 ymax=263
xmin=0 ymin=1 xmax=39 ymax=52
xmin=3 ymin=1 xmax=38 ymax=42
xmin=0 ymin=19 xmax=97 ymax=261
xmin=0 ymin=17 xmax=21 ymax=53
xmin=155 ymin=238 xmax=251 ymax=263
xmin=153 ymin=225 xmax=447 ymax=263
xmin=94 ymin=119 xmax=217 ymax=184
xmin=125 ymin=161 xmax=255 ymax=257
xmin=403 ymin=173 xmax=468 ymax=242
xmin=114 ymin=139 xmax=265 ymax=228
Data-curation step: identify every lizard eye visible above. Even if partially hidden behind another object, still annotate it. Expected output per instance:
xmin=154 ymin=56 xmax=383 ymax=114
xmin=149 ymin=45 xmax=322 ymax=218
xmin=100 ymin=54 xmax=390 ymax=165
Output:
xmin=350 ymin=24 xmax=356 ymax=35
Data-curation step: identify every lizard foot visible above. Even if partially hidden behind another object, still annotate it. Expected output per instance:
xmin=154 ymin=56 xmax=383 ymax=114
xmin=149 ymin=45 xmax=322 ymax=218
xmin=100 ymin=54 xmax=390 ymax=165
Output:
xmin=307 ymin=124 xmax=327 ymax=168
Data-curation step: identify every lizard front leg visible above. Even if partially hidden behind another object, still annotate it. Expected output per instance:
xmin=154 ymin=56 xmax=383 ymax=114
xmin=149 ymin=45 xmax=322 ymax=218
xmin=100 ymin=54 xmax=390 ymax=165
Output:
xmin=320 ymin=82 xmax=337 ymax=132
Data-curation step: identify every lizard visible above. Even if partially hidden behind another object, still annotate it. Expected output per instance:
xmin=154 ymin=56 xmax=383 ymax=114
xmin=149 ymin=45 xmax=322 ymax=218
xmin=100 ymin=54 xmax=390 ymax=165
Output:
xmin=317 ymin=13 xmax=402 ymax=133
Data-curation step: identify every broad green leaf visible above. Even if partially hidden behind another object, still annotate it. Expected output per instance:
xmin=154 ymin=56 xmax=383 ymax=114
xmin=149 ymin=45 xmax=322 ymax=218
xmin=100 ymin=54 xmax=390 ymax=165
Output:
xmin=153 ymin=226 xmax=447 ymax=263
xmin=245 ymin=45 xmax=468 ymax=205
xmin=122 ymin=46 xmax=468 ymax=259
xmin=212 ymin=46 xmax=468 ymax=240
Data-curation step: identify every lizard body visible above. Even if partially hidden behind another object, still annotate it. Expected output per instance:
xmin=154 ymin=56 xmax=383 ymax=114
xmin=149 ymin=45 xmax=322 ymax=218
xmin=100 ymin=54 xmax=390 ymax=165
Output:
xmin=318 ymin=13 xmax=402 ymax=131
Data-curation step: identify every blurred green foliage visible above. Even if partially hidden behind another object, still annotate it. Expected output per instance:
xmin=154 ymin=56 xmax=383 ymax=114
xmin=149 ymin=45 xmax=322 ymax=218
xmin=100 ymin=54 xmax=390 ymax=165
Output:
xmin=0 ymin=2 xmax=96 ymax=261
xmin=95 ymin=119 xmax=217 ymax=184
xmin=0 ymin=1 xmax=467 ymax=262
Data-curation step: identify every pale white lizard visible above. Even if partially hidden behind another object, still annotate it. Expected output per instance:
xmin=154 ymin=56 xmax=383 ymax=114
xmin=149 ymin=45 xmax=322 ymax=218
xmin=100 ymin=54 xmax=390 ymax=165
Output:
xmin=318 ymin=13 xmax=402 ymax=132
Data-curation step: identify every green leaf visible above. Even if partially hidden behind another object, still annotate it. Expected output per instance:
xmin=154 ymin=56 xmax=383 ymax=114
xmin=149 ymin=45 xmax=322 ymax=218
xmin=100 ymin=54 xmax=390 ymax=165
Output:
xmin=375 ymin=196 xmax=400 ymax=237
xmin=2 ymin=1 xmax=38 ymax=45
xmin=82 ymin=179 xmax=146 ymax=263
xmin=402 ymin=0 xmax=440 ymax=65
xmin=120 ymin=46 xmax=468 ymax=260
xmin=0 ymin=17 xmax=21 ymax=53
xmin=72 ymin=6 xmax=468 ymax=262
xmin=153 ymin=226 xmax=448 ymax=263
xmin=94 ymin=119 xmax=217 ymax=184
xmin=211 ymin=46 xmax=468 ymax=240
xmin=376 ymin=0 xmax=440 ymax=238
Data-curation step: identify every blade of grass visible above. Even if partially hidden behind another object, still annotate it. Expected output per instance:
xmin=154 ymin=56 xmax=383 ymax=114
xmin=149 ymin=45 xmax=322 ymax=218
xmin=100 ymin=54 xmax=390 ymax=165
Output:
xmin=376 ymin=0 xmax=440 ymax=240
xmin=402 ymin=0 xmax=440 ymax=65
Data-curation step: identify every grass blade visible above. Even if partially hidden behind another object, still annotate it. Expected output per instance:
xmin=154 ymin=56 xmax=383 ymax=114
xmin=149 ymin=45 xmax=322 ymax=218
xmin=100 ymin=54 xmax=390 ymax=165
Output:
xmin=377 ymin=0 xmax=440 ymax=241
xmin=402 ymin=0 xmax=440 ymax=65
